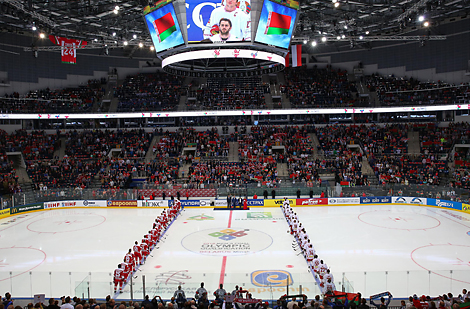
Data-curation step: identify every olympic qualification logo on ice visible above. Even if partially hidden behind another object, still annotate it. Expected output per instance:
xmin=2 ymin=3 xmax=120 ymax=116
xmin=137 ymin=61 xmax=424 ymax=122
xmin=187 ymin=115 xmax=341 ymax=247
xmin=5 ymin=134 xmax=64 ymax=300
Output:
xmin=208 ymin=228 xmax=248 ymax=241
xmin=251 ymin=270 xmax=293 ymax=287
xmin=181 ymin=227 xmax=273 ymax=256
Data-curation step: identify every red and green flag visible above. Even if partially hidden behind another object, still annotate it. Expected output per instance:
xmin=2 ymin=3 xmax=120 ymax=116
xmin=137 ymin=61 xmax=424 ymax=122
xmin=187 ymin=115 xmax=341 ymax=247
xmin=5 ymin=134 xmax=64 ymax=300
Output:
xmin=152 ymin=12 xmax=176 ymax=43
xmin=265 ymin=11 xmax=291 ymax=35
xmin=459 ymin=302 xmax=470 ymax=309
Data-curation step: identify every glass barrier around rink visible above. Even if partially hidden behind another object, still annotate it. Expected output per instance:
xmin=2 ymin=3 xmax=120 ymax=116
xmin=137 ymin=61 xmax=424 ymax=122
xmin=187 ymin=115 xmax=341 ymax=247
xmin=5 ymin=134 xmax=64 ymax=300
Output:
xmin=339 ymin=270 xmax=470 ymax=298
xmin=1 ymin=269 xmax=470 ymax=300
xmin=331 ymin=184 xmax=470 ymax=203
xmin=0 ymin=270 xmax=322 ymax=300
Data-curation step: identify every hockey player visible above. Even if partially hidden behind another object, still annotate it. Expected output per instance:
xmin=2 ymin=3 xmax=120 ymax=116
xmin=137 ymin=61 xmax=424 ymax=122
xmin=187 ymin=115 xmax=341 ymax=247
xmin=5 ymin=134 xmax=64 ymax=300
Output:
xmin=291 ymin=219 xmax=299 ymax=236
xmin=195 ymin=282 xmax=207 ymax=300
xmin=324 ymin=269 xmax=334 ymax=283
xmin=312 ymin=255 xmax=321 ymax=272
xmin=121 ymin=258 xmax=131 ymax=283
xmin=214 ymin=283 xmax=227 ymax=305
xmin=146 ymin=230 xmax=155 ymax=249
xmin=318 ymin=260 xmax=328 ymax=279
xmin=133 ymin=241 xmax=142 ymax=265
xmin=203 ymin=0 xmax=251 ymax=41
xmin=141 ymin=241 xmax=149 ymax=264
xmin=124 ymin=249 xmax=135 ymax=272
xmin=306 ymin=244 xmax=316 ymax=263
xmin=324 ymin=278 xmax=336 ymax=294
xmin=114 ymin=264 xmax=124 ymax=293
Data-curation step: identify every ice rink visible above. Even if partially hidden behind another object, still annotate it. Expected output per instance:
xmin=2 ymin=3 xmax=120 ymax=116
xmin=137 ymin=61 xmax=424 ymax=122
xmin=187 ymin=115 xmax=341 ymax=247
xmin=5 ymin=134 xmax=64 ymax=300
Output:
xmin=0 ymin=204 xmax=469 ymax=300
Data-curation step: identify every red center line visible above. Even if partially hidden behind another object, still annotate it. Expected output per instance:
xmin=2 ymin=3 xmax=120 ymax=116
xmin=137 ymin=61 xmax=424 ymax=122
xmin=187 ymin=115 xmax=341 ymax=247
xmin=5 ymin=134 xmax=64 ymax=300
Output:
xmin=219 ymin=210 xmax=233 ymax=285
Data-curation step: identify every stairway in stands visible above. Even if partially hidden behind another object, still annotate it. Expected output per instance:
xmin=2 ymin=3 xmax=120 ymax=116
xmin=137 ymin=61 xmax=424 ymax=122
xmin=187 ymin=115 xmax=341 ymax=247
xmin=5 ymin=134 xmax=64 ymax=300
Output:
xmin=407 ymin=130 xmax=421 ymax=155
xmin=145 ymin=135 xmax=161 ymax=162
xmin=54 ymin=137 xmax=67 ymax=160
xmin=228 ymin=141 xmax=239 ymax=162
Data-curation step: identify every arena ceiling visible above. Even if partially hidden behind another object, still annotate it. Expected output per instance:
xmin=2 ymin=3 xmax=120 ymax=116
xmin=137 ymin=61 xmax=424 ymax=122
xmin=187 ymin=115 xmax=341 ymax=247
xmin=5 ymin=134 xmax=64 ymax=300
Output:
xmin=0 ymin=0 xmax=469 ymax=49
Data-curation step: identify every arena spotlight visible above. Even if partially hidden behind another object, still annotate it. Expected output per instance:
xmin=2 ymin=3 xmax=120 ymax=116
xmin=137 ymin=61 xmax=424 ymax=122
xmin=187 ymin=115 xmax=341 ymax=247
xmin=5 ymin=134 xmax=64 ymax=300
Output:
xmin=113 ymin=9 xmax=118 ymax=14
xmin=334 ymin=2 xmax=340 ymax=7
xmin=423 ymin=21 xmax=429 ymax=27
xmin=321 ymin=36 xmax=327 ymax=42
xmin=336 ymin=36 xmax=341 ymax=40
xmin=341 ymin=34 xmax=346 ymax=39
xmin=150 ymin=46 xmax=154 ymax=51
xmin=112 ymin=32 xmax=116 ymax=36
xmin=115 ymin=5 xmax=120 ymax=10
xmin=359 ymin=35 xmax=364 ymax=40
xmin=365 ymin=31 xmax=370 ymax=34
xmin=418 ymin=15 xmax=425 ymax=22
xmin=311 ymin=41 xmax=317 ymax=46
xmin=139 ymin=42 xmax=143 ymax=48
xmin=39 ymin=33 xmax=45 ymax=38
xmin=303 ymin=40 xmax=307 ymax=44
xmin=133 ymin=34 xmax=137 ymax=39
xmin=123 ymin=41 xmax=128 ymax=46
xmin=32 ymin=25 xmax=37 ymax=31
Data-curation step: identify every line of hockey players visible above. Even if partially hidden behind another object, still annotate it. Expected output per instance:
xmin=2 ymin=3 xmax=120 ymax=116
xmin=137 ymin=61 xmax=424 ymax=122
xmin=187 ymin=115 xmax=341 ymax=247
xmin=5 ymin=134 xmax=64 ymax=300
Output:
xmin=281 ymin=198 xmax=336 ymax=294
xmin=113 ymin=198 xmax=182 ymax=294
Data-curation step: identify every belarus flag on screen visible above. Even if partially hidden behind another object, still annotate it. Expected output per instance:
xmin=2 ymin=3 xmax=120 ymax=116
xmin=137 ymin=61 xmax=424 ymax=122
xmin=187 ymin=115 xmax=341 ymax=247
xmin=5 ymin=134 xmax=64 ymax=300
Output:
xmin=265 ymin=12 xmax=291 ymax=35
xmin=152 ymin=12 xmax=176 ymax=43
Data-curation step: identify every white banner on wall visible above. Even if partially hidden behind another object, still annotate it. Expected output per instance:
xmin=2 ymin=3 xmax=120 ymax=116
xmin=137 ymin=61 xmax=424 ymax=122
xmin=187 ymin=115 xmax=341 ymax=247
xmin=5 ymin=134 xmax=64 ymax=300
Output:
xmin=138 ymin=200 xmax=169 ymax=207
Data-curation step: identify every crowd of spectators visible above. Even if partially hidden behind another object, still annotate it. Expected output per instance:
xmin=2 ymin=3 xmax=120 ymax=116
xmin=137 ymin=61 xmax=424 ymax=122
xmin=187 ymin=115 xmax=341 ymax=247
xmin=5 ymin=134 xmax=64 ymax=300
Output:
xmin=238 ymin=125 xmax=313 ymax=162
xmin=364 ymin=74 xmax=470 ymax=106
xmin=6 ymin=130 xmax=58 ymax=160
xmin=116 ymin=73 xmax=183 ymax=112
xmin=189 ymin=77 xmax=266 ymax=110
xmin=0 ymin=79 xmax=105 ymax=113
xmin=281 ymin=67 xmax=358 ymax=108
xmin=0 ymin=130 xmax=20 ymax=195
xmin=187 ymin=161 xmax=277 ymax=186
xmin=26 ymin=158 xmax=99 ymax=190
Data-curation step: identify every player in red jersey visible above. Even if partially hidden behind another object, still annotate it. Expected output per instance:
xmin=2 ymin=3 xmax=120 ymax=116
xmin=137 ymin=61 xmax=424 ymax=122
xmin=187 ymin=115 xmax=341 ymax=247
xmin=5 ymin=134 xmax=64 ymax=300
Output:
xmin=151 ymin=224 xmax=160 ymax=243
xmin=141 ymin=241 xmax=149 ymax=263
xmin=133 ymin=241 xmax=142 ymax=265
xmin=121 ymin=259 xmax=130 ymax=283
xmin=114 ymin=264 xmax=124 ymax=293
xmin=125 ymin=249 xmax=135 ymax=271
xmin=146 ymin=230 xmax=155 ymax=248
xmin=142 ymin=234 xmax=149 ymax=246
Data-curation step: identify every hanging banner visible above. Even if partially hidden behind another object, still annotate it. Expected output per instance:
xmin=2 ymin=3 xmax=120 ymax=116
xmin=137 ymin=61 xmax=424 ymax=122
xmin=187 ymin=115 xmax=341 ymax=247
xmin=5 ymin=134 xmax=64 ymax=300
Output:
xmin=49 ymin=35 xmax=87 ymax=64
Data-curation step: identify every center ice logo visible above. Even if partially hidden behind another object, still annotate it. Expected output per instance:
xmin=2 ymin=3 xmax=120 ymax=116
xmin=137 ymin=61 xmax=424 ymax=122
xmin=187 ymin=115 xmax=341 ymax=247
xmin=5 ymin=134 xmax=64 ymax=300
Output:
xmin=208 ymin=228 xmax=248 ymax=241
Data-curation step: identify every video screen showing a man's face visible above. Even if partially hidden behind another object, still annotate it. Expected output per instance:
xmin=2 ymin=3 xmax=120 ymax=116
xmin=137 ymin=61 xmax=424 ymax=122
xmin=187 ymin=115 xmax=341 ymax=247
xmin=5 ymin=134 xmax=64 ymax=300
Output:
xmin=219 ymin=19 xmax=232 ymax=37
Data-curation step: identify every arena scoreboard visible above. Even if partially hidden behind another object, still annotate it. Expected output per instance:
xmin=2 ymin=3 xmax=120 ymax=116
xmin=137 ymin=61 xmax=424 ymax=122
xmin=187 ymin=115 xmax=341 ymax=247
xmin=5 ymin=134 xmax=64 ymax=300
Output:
xmin=143 ymin=0 xmax=299 ymax=76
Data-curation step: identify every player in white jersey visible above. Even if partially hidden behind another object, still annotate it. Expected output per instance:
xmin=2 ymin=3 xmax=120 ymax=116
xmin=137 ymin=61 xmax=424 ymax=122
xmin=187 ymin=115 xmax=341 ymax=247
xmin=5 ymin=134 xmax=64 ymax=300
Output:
xmin=312 ymin=255 xmax=320 ymax=272
xmin=306 ymin=244 xmax=315 ymax=262
xmin=318 ymin=260 xmax=328 ymax=278
xmin=324 ymin=278 xmax=336 ymax=294
xmin=323 ymin=269 xmax=334 ymax=283
xmin=291 ymin=219 xmax=299 ymax=235
xmin=114 ymin=264 xmax=124 ymax=293
xmin=203 ymin=0 xmax=251 ymax=41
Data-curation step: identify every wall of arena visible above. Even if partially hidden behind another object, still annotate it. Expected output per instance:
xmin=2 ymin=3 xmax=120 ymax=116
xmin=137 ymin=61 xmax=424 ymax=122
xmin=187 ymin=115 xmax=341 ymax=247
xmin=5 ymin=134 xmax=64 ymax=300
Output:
xmin=2 ymin=196 xmax=469 ymax=220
